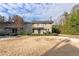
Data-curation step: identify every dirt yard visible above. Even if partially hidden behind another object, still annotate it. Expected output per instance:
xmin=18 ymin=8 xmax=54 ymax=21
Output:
xmin=0 ymin=36 xmax=79 ymax=56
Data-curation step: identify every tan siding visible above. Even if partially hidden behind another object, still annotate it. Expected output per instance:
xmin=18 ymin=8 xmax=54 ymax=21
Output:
xmin=32 ymin=23 xmax=53 ymax=34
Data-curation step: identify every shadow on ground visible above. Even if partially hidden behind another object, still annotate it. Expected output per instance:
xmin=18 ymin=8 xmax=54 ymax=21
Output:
xmin=42 ymin=40 xmax=79 ymax=56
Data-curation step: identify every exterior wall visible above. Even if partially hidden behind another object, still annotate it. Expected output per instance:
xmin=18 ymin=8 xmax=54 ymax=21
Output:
xmin=32 ymin=30 xmax=44 ymax=34
xmin=0 ymin=28 xmax=12 ymax=35
xmin=44 ymin=24 xmax=53 ymax=32
xmin=32 ymin=24 xmax=44 ymax=28
xmin=40 ymin=30 xmax=44 ymax=34
xmin=23 ymin=23 xmax=32 ymax=33
xmin=33 ymin=30 xmax=38 ymax=34
xmin=5 ymin=28 xmax=12 ymax=33
xmin=0 ymin=28 xmax=5 ymax=33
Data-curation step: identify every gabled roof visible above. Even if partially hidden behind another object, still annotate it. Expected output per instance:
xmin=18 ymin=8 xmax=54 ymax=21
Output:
xmin=24 ymin=22 xmax=32 ymax=24
xmin=32 ymin=20 xmax=53 ymax=24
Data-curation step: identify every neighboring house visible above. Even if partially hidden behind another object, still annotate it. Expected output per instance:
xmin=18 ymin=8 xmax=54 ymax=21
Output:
xmin=0 ymin=21 xmax=24 ymax=35
xmin=0 ymin=19 xmax=53 ymax=35
xmin=32 ymin=20 xmax=53 ymax=34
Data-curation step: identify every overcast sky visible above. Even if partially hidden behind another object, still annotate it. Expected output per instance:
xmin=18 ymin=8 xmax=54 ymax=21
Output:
xmin=0 ymin=3 xmax=77 ymax=21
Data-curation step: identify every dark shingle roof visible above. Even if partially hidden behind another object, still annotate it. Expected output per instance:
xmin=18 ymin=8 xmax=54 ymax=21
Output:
xmin=32 ymin=20 xmax=53 ymax=24
xmin=24 ymin=22 xmax=32 ymax=24
xmin=32 ymin=27 xmax=45 ymax=30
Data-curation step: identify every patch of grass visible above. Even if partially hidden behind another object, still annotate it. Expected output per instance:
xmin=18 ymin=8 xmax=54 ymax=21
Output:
xmin=18 ymin=31 xmax=32 ymax=35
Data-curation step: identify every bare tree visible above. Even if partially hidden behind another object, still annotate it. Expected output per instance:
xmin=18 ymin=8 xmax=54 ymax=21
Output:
xmin=0 ymin=15 xmax=5 ymax=28
xmin=13 ymin=15 xmax=24 ymax=32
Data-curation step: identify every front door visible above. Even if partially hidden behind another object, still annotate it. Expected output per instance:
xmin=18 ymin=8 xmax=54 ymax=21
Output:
xmin=12 ymin=28 xmax=17 ymax=34
xmin=38 ymin=29 xmax=41 ymax=34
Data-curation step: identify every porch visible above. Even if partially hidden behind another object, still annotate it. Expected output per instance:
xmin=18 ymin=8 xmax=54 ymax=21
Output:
xmin=32 ymin=28 xmax=47 ymax=34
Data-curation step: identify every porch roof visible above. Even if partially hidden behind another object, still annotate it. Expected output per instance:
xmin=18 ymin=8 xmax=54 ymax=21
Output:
xmin=5 ymin=26 xmax=23 ymax=29
xmin=32 ymin=27 xmax=46 ymax=30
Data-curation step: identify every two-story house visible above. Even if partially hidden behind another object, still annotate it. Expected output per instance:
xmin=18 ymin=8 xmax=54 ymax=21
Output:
xmin=32 ymin=20 xmax=53 ymax=34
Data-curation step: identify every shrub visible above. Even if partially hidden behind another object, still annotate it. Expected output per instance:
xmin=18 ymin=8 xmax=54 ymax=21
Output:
xmin=18 ymin=31 xmax=32 ymax=35
xmin=46 ymin=31 xmax=52 ymax=35
xmin=52 ymin=26 xmax=61 ymax=34
xmin=52 ymin=33 xmax=58 ymax=36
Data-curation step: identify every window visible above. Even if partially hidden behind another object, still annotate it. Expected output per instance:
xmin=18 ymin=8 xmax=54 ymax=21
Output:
xmin=44 ymin=24 xmax=46 ymax=26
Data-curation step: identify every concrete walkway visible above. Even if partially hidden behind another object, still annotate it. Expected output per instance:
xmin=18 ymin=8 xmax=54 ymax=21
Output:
xmin=59 ymin=34 xmax=79 ymax=39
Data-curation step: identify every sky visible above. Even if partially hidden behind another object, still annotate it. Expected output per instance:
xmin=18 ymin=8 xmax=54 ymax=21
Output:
xmin=0 ymin=3 xmax=77 ymax=22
